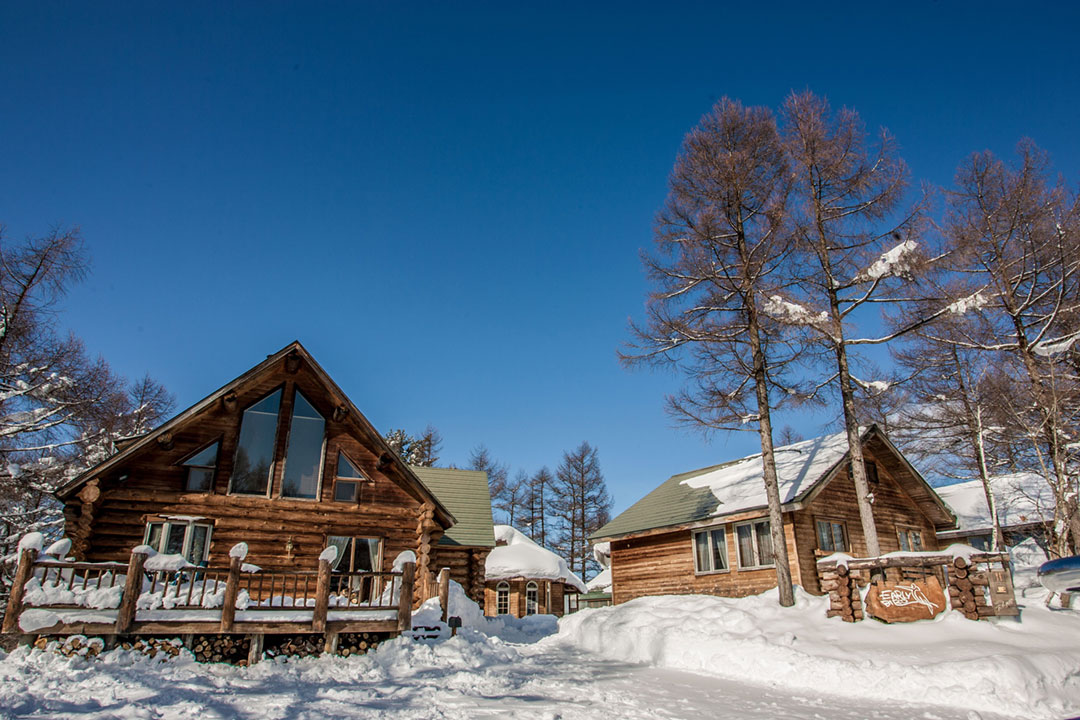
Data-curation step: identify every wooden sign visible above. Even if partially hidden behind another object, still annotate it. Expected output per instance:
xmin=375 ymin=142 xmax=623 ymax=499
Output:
xmin=866 ymin=576 xmax=947 ymax=623
xmin=988 ymin=568 xmax=1020 ymax=617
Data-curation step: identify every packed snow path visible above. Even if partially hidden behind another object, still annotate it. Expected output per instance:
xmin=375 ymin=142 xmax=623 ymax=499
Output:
xmin=0 ymin=639 xmax=1012 ymax=720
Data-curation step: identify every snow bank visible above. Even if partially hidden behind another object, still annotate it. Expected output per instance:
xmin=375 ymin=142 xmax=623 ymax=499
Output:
xmin=553 ymin=588 xmax=1080 ymax=719
xmin=486 ymin=525 xmax=586 ymax=592
xmin=411 ymin=579 xmax=559 ymax=644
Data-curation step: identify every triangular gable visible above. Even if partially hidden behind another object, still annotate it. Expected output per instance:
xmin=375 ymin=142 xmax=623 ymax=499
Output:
xmin=56 ymin=341 xmax=456 ymax=528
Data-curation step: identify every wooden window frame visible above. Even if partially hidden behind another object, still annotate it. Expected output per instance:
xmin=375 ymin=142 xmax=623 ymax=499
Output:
xmin=896 ymin=525 xmax=925 ymax=553
xmin=332 ymin=449 xmax=372 ymax=504
xmin=178 ymin=439 xmax=221 ymax=494
xmin=691 ymin=524 xmax=730 ymax=575
xmin=279 ymin=388 xmax=327 ymax=502
xmin=814 ymin=516 xmax=849 ymax=555
xmin=325 ymin=535 xmax=384 ymax=573
xmin=143 ymin=518 xmax=214 ymax=565
xmin=734 ymin=519 xmax=775 ymax=570
xmin=865 ymin=460 xmax=880 ymax=485
xmin=496 ymin=581 xmax=510 ymax=615
xmin=227 ymin=386 xmax=286 ymax=499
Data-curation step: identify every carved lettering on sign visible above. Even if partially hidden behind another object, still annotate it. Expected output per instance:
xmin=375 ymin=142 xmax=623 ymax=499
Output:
xmin=866 ymin=576 xmax=947 ymax=623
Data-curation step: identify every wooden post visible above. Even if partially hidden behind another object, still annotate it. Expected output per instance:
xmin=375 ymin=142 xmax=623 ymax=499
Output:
xmin=312 ymin=557 xmax=332 ymax=633
xmin=246 ymin=633 xmax=263 ymax=665
xmin=115 ymin=548 xmax=148 ymax=634
xmin=2 ymin=548 xmax=39 ymax=634
xmin=323 ymin=631 xmax=339 ymax=655
xmin=397 ymin=562 xmax=415 ymax=633
xmin=438 ymin=567 xmax=450 ymax=624
xmin=219 ymin=554 xmax=242 ymax=632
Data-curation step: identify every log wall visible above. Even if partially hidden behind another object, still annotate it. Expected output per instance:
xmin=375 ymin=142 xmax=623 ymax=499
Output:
xmin=430 ymin=546 xmax=490 ymax=608
xmin=484 ymin=578 xmax=569 ymax=617
xmin=62 ymin=356 xmax=447 ymax=576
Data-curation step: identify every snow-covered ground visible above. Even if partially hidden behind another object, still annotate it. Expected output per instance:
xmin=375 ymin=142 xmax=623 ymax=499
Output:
xmin=1 ymin=558 xmax=1075 ymax=720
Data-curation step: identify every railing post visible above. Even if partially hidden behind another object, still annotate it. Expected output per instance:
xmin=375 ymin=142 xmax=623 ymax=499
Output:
xmin=219 ymin=554 xmax=242 ymax=632
xmin=115 ymin=548 xmax=149 ymax=634
xmin=397 ymin=561 xmax=415 ymax=633
xmin=438 ymin=567 xmax=450 ymax=624
xmin=2 ymin=548 xmax=39 ymax=634
xmin=312 ymin=557 xmax=331 ymax=633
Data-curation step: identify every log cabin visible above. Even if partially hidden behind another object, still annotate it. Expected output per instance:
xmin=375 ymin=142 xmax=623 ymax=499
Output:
xmin=590 ymin=426 xmax=957 ymax=604
xmin=54 ymin=341 xmax=493 ymax=608
xmin=484 ymin=525 xmax=585 ymax=617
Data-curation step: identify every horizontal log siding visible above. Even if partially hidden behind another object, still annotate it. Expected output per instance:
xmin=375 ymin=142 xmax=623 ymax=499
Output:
xmin=65 ymin=358 xmax=440 ymax=574
xmin=484 ymin=578 xmax=569 ymax=618
xmin=610 ymin=516 xmax=800 ymax=605
xmin=794 ymin=446 xmax=940 ymax=594
xmin=430 ymin=547 xmax=490 ymax=605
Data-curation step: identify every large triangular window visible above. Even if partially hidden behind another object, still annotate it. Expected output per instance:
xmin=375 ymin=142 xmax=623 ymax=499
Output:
xmin=282 ymin=391 xmax=326 ymax=499
xmin=229 ymin=389 xmax=282 ymax=495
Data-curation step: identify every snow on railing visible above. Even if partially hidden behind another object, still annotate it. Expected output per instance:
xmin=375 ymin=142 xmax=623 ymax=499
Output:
xmin=2 ymin=537 xmax=416 ymax=636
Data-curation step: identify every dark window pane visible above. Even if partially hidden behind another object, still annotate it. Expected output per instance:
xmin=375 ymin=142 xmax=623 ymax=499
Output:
xmin=282 ymin=391 xmax=325 ymax=499
xmin=711 ymin=529 xmax=727 ymax=570
xmin=326 ymin=535 xmax=350 ymax=571
xmin=185 ymin=443 xmax=219 ymax=468
xmin=334 ymin=480 xmax=358 ymax=502
xmin=737 ymin=524 xmax=755 ymax=567
xmin=911 ymin=531 xmax=923 ymax=551
xmin=865 ymin=461 xmax=879 ymax=484
xmin=337 ymin=452 xmax=365 ymax=479
xmin=350 ymin=538 xmax=379 ymax=572
xmin=189 ymin=525 xmax=210 ymax=565
xmin=694 ymin=531 xmax=710 ymax=571
xmin=164 ymin=525 xmax=185 ymax=555
xmin=898 ymin=531 xmax=910 ymax=552
xmin=146 ymin=523 xmax=164 ymax=551
xmin=755 ymin=521 xmax=774 ymax=566
xmin=186 ymin=468 xmax=213 ymax=492
xmin=230 ymin=390 xmax=281 ymax=495
xmin=526 ymin=582 xmax=538 ymax=615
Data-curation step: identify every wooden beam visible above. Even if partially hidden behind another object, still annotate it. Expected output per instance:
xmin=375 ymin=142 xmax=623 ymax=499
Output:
xmin=1 ymin=548 xmax=39 ymax=634
xmin=114 ymin=549 xmax=148 ymax=634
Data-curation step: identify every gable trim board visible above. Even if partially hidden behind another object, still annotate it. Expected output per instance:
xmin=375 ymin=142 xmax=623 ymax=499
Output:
xmin=56 ymin=341 xmax=456 ymax=530
xmin=592 ymin=425 xmax=955 ymax=543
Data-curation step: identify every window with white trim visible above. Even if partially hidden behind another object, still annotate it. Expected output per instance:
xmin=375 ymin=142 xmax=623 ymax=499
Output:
xmin=143 ymin=519 xmax=213 ymax=566
xmin=735 ymin=519 xmax=775 ymax=569
xmin=525 ymin=581 xmax=539 ymax=615
xmin=692 ymin=526 xmax=729 ymax=573
xmin=496 ymin=581 xmax=510 ymax=615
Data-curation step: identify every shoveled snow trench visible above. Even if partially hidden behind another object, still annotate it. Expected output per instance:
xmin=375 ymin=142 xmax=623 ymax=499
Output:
xmin=0 ymin=638 xmax=1012 ymax=720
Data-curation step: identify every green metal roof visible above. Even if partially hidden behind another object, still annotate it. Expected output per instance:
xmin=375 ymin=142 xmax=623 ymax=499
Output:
xmin=412 ymin=466 xmax=496 ymax=548
xmin=590 ymin=461 xmax=737 ymax=541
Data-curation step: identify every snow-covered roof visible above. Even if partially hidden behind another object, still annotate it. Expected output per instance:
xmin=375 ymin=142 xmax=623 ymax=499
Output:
xmin=592 ymin=426 xmax=954 ymax=541
xmin=486 ymin=525 xmax=587 ymax=592
xmin=680 ymin=431 xmax=852 ymax=515
xmin=936 ymin=473 xmax=1052 ymax=536
xmin=585 ymin=567 xmax=611 ymax=593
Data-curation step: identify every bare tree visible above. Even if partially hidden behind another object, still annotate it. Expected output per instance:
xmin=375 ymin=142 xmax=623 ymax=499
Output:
xmin=550 ymin=441 xmax=611 ymax=580
xmin=621 ymin=98 xmax=807 ymax=605
xmin=0 ymin=226 xmax=173 ymax=597
xmin=520 ymin=466 xmax=552 ymax=546
xmin=383 ymin=424 xmax=443 ymax=467
xmin=468 ymin=444 xmax=511 ymax=522
xmin=774 ymin=92 xmax=930 ymax=558
xmin=929 ymin=142 xmax=1080 ymax=556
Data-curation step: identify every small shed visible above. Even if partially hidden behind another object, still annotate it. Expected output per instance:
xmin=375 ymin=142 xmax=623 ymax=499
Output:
xmin=484 ymin=525 xmax=586 ymax=617
xmin=935 ymin=473 xmax=1051 ymax=551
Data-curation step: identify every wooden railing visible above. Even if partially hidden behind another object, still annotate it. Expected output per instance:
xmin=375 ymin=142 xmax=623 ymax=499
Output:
xmin=2 ymin=546 xmax=416 ymax=636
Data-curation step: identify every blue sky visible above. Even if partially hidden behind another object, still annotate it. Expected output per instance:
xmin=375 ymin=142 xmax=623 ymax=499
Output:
xmin=2 ymin=2 xmax=1078 ymax=515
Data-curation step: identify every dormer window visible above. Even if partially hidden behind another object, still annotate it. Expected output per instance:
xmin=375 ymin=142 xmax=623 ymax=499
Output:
xmin=281 ymin=391 xmax=325 ymax=499
xmin=229 ymin=389 xmax=282 ymax=495
xmin=182 ymin=441 xmax=219 ymax=492
xmin=333 ymin=451 xmax=367 ymax=502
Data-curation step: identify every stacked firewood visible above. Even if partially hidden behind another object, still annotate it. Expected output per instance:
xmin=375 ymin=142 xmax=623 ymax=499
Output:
xmin=32 ymin=635 xmax=106 ymax=658
xmin=820 ymin=564 xmax=863 ymax=622
xmin=947 ymin=557 xmax=990 ymax=620
xmin=337 ymin=631 xmax=383 ymax=656
xmin=191 ymin=634 xmax=251 ymax=664
xmin=264 ymin=634 xmax=322 ymax=659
